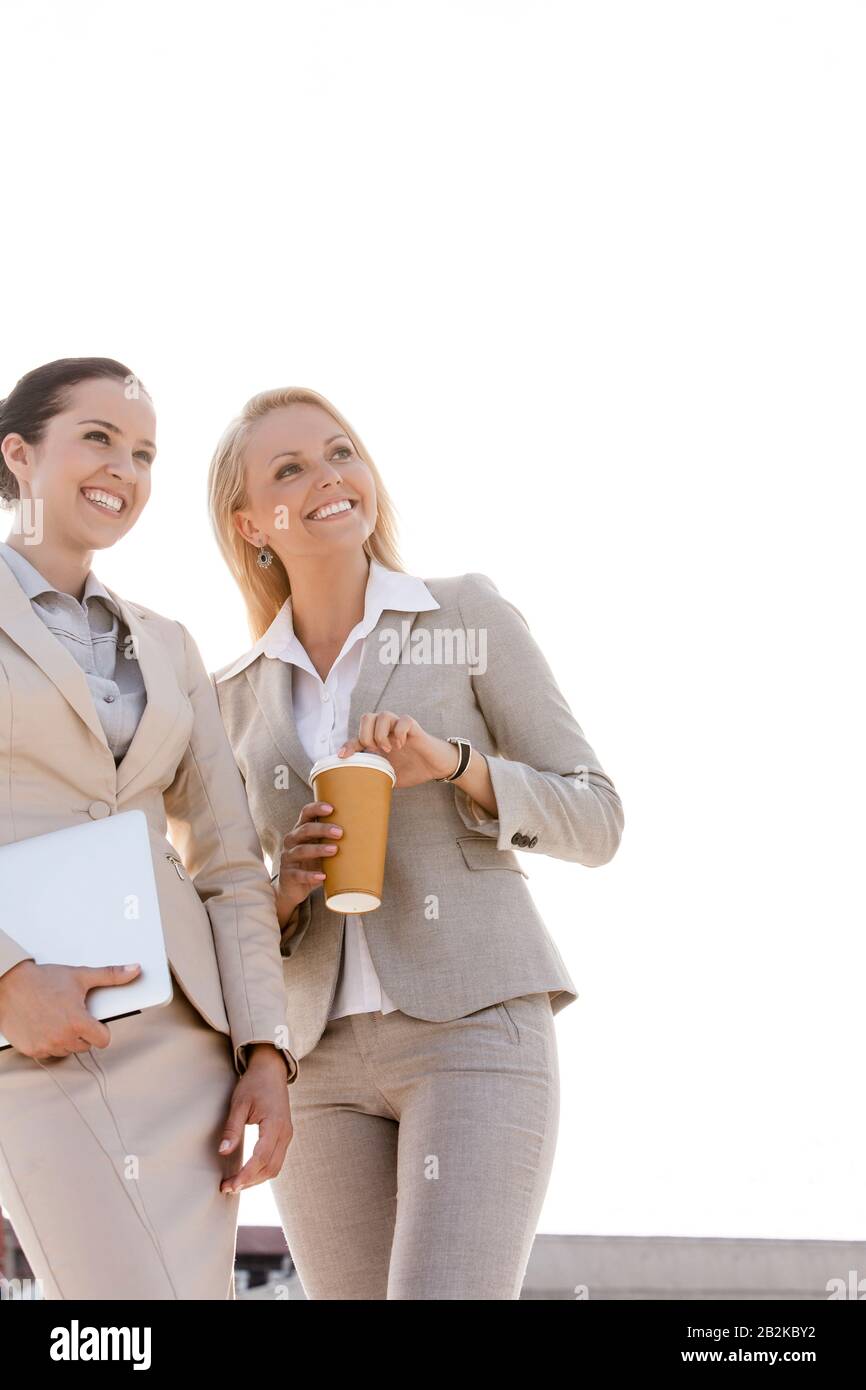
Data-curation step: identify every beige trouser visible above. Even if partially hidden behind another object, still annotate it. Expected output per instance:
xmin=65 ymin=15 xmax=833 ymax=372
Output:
xmin=271 ymin=991 xmax=560 ymax=1300
xmin=0 ymin=972 xmax=240 ymax=1300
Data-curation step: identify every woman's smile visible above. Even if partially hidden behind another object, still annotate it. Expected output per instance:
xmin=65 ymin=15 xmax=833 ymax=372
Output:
xmin=305 ymin=498 xmax=359 ymax=523
xmin=79 ymin=485 xmax=129 ymax=518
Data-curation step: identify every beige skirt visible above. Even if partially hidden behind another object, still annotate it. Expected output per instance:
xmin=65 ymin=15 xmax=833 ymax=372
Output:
xmin=0 ymin=972 xmax=240 ymax=1300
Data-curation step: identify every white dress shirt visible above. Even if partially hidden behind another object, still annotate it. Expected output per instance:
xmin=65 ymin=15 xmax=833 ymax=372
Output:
xmin=226 ymin=558 xmax=443 ymax=1020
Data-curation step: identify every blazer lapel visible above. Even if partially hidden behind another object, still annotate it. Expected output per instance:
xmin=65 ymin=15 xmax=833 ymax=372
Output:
xmin=244 ymin=604 xmax=424 ymax=789
xmin=0 ymin=562 xmax=190 ymax=792
xmin=103 ymin=587 xmax=192 ymax=795
xmin=244 ymin=656 xmax=311 ymax=788
xmin=0 ymin=556 xmax=110 ymax=751
xmin=346 ymin=607 xmax=415 ymax=748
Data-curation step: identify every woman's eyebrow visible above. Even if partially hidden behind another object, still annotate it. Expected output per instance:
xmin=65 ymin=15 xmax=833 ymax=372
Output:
xmin=269 ymin=433 xmax=347 ymax=464
xmin=76 ymin=417 xmax=157 ymax=451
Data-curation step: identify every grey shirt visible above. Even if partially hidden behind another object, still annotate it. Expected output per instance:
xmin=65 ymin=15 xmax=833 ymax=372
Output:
xmin=0 ymin=540 xmax=147 ymax=764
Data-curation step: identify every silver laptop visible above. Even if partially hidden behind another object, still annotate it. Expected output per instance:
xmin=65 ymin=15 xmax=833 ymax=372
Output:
xmin=0 ymin=809 xmax=172 ymax=1050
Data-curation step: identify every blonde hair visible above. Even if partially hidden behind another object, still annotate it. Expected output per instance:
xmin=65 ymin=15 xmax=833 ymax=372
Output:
xmin=207 ymin=386 xmax=406 ymax=642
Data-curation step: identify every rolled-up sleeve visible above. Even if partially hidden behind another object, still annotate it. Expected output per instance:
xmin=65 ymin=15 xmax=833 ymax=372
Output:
xmin=163 ymin=622 xmax=297 ymax=1083
xmin=452 ymin=572 xmax=624 ymax=868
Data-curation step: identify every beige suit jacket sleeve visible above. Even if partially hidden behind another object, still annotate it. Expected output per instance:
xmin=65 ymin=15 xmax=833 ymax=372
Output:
xmin=451 ymin=571 xmax=624 ymax=867
xmin=0 ymin=930 xmax=36 ymax=981
xmin=164 ymin=622 xmax=297 ymax=1082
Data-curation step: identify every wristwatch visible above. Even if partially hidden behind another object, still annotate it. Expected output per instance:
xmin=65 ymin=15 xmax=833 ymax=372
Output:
xmin=436 ymin=736 xmax=473 ymax=782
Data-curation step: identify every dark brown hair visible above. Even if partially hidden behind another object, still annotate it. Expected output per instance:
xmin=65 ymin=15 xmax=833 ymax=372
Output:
xmin=0 ymin=357 xmax=151 ymax=507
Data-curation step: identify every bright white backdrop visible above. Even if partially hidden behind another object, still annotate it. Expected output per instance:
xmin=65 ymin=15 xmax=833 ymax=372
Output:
xmin=2 ymin=0 xmax=864 ymax=1241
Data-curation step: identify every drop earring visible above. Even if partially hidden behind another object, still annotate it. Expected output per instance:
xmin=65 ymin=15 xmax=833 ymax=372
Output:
xmin=256 ymin=543 xmax=274 ymax=568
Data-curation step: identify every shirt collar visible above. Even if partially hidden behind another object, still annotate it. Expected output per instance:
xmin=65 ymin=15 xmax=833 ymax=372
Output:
xmin=214 ymin=557 xmax=441 ymax=684
xmin=0 ymin=539 xmax=122 ymax=619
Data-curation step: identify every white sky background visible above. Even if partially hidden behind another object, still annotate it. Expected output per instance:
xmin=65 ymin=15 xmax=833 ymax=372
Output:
xmin=1 ymin=0 xmax=864 ymax=1242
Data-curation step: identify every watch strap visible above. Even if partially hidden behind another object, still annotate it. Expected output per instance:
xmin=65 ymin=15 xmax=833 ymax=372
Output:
xmin=437 ymin=736 xmax=472 ymax=782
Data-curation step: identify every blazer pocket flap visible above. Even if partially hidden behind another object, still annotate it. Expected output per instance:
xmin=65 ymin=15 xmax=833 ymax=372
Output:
xmin=456 ymin=835 xmax=529 ymax=877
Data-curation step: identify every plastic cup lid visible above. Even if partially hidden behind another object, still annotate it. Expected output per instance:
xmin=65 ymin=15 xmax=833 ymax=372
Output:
xmin=308 ymin=752 xmax=397 ymax=788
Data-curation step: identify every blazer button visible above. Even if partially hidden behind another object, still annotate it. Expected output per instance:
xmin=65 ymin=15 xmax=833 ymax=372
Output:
xmin=88 ymin=800 xmax=111 ymax=819
xmin=511 ymin=832 xmax=522 ymax=846
xmin=528 ymin=835 xmax=538 ymax=848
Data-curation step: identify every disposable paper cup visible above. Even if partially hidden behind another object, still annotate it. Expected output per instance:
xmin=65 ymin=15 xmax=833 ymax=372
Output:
xmin=308 ymin=752 xmax=396 ymax=912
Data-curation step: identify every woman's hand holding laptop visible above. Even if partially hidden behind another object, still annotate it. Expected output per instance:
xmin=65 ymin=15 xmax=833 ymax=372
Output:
xmin=0 ymin=960 xmax=141 ymax=1059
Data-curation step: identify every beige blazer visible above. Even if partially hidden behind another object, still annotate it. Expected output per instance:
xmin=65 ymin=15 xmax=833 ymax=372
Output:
xmin=0 ymin=559 xmax=296 ymax=1082
xmin=213 ymin=569 xmax=624 ymax=1065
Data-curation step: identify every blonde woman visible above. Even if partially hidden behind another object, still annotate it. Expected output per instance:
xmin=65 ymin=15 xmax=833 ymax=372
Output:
xmin=0 ymin=358 xmax=294 ymax=1300
xmin=208 ymin=387 xmax=624 ymax=1300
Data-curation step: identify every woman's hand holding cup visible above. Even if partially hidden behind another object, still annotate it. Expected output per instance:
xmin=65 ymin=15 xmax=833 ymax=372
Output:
xmin=274 ymin=801 xmax=342 ymax=930
xmin=337 ymin=710 xmax=458 ymax=787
